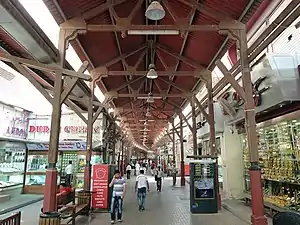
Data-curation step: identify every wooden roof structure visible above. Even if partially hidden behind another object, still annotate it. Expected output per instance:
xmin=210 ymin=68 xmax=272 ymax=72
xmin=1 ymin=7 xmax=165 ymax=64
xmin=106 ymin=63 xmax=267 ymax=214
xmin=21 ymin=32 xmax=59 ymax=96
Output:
xmin=43 ymin=0 xmax=266 ymax=147
xmin=2 ymin=0 xmax=266 ymax=147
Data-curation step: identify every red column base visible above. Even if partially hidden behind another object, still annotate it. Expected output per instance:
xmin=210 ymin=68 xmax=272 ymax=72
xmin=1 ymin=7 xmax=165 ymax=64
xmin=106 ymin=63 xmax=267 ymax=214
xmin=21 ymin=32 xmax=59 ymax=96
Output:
xmin=180 ymin=177 xmax=185 ymax=186
xmin=249 ymin=166 xmax=267 ymax=225
xmin=43 ymin=168 xmax=58 ymax=213
xmin=180 ymin=161 xmax=185 ymax=186
xmin=217 ymin=192 xmax=221 ymax=210
xmin=251 ymin=215 xmax=268 ymax=225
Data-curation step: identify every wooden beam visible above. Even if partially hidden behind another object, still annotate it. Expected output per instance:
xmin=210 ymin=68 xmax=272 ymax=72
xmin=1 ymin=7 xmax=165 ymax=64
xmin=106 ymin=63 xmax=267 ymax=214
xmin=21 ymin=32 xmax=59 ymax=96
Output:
xmin=216 ymin=60 xmax=245 ymax=101
xmin=105 ymin=92 xmax=192 ymax=98
xmin=86 ymin=24 xmax=242 ymax=32
xmin=0 ymin=52 xmax=91 ymax=81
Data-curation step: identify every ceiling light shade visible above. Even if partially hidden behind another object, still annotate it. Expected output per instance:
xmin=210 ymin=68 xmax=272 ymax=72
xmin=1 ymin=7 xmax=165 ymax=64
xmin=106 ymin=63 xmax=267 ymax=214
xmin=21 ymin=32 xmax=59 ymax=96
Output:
xmin=146 ymin=68 xmax=158 ymax=79
xmin=146 ymin=111 xmax=151 ymax=117
xmin=145 ymin=1 xmax=165 ymax=21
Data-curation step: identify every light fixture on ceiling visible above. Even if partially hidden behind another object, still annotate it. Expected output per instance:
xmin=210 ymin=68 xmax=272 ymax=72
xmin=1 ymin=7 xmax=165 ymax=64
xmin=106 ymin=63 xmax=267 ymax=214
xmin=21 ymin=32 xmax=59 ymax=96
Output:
xmin=146 ymin=64 xmax=158 ymax=79
xmin=127 ymin=30 xmax=179 ymax=35
xmin=146 ymin=110 xmax=151 ymax=117
xmin=145 ymin=1 xmax=165 ymax=21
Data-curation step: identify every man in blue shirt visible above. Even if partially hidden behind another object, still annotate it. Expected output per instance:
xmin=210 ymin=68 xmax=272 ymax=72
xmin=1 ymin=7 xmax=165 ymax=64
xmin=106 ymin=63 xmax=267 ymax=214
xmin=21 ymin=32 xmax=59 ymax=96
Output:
xmin=109 ymin=170 xmax=126 ymax=224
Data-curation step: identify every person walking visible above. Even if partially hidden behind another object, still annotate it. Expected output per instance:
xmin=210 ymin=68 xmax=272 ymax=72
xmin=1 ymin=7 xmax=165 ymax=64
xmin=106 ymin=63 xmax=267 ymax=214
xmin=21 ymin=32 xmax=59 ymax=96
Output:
xmin=126 ymin=163 xmax=131 ymax=179
xmin=155 ymin=166 xmax=163 ymax=192
xmin=135 ymin=162 xmax=140 ymax=176
xmin=109 ymin=170 xmax=126 ymax=224
xmin=171 ymin=164 xmax=177 ymax=186
xmin=65 ymin=161 xmax=73 ymax=187
xmin=135 ymin=169 xmax=149 ymax=211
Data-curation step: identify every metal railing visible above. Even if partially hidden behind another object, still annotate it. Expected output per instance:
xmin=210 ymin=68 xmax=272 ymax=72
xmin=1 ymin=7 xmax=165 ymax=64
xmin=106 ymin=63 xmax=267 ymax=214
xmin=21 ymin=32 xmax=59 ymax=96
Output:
xmin=0 ymin=212 xmax=21 ymax=225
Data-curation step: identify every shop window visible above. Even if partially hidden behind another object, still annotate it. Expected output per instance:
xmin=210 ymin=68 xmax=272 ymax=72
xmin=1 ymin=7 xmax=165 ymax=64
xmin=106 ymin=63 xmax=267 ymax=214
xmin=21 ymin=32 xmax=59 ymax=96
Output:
xmin=242 ymin=118 xmax=300 ymax=210
xmin=0 ymin=144 xmax=26 ymax=188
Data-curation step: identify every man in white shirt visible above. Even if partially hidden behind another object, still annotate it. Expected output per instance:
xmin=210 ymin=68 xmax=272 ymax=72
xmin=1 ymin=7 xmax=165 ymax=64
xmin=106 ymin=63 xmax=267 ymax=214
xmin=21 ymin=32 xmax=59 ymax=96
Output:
xmin=135 ymin=162 xmax=140 ymax=176
xmin=126 ymin=163 xmax=131 ymax=179
xmin=65 ymin=161 xmax=73 ymax=186
xmin=135 ymin=169 xmax=149 ymax=211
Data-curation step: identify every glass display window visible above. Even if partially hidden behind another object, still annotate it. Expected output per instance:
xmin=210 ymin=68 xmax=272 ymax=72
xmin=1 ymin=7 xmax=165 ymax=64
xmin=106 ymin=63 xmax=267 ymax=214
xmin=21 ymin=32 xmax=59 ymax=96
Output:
xmin=25 ymin=173 xmax=61 ymax=186
xmin=0 ymin=142 xmax=26 ymax=188
xmin=242 ymin=117 xmax=300 ymax=211
xmin=27 ymin=151 xmax=62 ymax=173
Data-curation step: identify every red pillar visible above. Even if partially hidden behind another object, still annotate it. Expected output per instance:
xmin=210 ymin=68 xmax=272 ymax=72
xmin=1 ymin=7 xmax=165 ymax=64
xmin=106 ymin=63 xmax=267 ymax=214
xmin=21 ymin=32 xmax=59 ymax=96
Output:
xmin=43 ymin=168 xmax=58 ymax=212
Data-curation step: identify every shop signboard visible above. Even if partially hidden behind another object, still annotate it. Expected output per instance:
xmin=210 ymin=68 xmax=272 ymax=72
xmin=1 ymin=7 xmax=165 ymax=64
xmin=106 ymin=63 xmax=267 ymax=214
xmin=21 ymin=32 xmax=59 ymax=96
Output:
xmin=92 ymin=164 xmax=109 ymax=209
xmin=0 ymin=104 xmax=30 ymax=139
xmin=27 ymin=113 xmax=103 ymax=143
xmin=26 ymin=141 xmax=86 ymax=151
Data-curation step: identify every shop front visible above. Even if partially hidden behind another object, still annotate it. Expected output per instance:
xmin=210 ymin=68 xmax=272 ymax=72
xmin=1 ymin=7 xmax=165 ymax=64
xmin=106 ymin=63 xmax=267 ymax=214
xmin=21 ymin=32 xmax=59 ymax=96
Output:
xmin=24 ymin=112 xmax=105 ymax=194
xmin=227 ymin=54 xmax=300 ymax=210
xmin=0 ymin=102 xmax=31 ymax=200
xmin=24 ymin=141 xmax=102 ymax=194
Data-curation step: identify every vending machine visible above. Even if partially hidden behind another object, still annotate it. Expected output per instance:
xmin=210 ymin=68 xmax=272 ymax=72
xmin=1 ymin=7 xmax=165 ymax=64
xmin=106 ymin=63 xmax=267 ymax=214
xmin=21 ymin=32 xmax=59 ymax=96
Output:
xmin=189 ymin=156 xmax=218 ymax=214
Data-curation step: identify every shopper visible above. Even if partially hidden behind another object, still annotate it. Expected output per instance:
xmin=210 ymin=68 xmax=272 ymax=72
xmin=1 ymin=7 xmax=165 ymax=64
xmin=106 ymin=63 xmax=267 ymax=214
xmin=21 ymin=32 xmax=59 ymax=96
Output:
xmin=155 ymin=166 xmax=163 ymax=192
xmin=135 ymin=161 xmax=140 ymax=176
xmin=65 ymin=161 xmax=73 ymax=186
xmin=109 ymin=170 xmax=126 ymax=224
xmin=273 ymin=212 xmax=300 ymax=225
xmin=171 ymin=164 xmax=177 ymax=186
xmin=135 ymin=169 xmax=149 ymax=211
xmin=126 ymin=163 xmax=132 ymax=179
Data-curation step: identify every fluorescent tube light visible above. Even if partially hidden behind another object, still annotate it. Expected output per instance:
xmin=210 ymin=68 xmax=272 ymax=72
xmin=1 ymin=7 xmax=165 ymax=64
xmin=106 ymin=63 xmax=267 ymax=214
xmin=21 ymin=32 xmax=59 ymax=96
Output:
xmin=128 ymin=30 xmax=180 ymax=35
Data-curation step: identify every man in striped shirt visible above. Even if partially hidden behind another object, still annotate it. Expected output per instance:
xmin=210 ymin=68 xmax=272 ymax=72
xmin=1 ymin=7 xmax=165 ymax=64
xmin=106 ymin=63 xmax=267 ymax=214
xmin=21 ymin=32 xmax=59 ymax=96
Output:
xmin=109 ymin=170 xmax=126 ymax=224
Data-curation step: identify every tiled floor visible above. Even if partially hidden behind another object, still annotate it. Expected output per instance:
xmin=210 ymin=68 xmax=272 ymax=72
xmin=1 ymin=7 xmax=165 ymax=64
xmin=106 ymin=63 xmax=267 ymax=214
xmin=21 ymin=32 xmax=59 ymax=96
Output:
xmin=78 ymin=176 xmax=250 ymax=225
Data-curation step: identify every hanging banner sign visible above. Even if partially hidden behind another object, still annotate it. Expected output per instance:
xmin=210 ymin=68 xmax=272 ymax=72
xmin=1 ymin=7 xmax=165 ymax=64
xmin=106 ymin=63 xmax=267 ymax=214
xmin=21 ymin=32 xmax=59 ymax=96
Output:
xmin=92 ymin=164 xmax=109 ymax=209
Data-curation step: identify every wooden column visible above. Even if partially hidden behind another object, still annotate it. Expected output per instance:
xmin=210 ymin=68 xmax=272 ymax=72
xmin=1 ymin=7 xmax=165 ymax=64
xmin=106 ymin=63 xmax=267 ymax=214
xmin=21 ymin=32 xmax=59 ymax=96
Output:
xmin=206 ymin=76 xmax=220 ymax=209
xmin=42 ymin=28 xmax=67 ymax=213
xmin=84 ymin=87 xmax=94 ymax=192
xmin=179 ymin=114 xmax=185 ymax=186
xmin=172 ymin=121 xmax=176 ymax=165
xmin=239 ymin=29 xmax=267 ymax=225
xmin=191 ymin=98 xmax=197 ymax=156
xmin=207 ymin=78 xmax=216 ymax=156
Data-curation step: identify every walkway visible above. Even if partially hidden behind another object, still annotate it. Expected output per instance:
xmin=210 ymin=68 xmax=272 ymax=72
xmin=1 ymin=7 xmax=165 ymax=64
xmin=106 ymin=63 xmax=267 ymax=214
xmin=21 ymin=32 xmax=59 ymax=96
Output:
xmin=78 ymin=176 xmax=251 ymax=225
xmin=1 ymin=176 xmax=273 ymax=225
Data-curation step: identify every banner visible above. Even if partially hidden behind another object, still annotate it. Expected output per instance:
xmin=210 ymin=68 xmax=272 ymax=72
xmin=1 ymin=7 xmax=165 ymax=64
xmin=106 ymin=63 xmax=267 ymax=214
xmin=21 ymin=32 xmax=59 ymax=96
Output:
xmin=92 ymin=164 xmax=109 ymax=209
xmin=184 ymin=164 xmax=190 ymax=176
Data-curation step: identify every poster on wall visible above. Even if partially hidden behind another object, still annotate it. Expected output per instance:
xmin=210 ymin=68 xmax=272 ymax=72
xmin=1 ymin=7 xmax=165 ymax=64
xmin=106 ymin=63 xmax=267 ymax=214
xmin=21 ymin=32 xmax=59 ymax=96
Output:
xmin=184 ymin=164 xmax=190 ymax=176
xmin=92 ymin=164 xmax=109 ymax=209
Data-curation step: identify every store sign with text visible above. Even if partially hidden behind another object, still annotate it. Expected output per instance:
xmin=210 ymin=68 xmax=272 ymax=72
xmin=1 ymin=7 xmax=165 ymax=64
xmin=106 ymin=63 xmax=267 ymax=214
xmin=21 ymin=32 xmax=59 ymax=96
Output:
xmin=0 ymin=104 xmax=30 ymax=139
xmin=27 ymin=113 xmax=103 ymax=142
xmin=221 ymin=76 xmax=269 ymax=115
xmin=29 ymin=125 xmax=100 ymax=134
xmin=92 ymin=164 xmax=109 ymax=209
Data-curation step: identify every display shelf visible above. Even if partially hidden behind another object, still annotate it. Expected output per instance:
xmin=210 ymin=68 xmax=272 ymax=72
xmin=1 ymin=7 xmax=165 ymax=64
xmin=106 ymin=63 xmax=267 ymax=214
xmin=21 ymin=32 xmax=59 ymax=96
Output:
xmin=243 ymin=119 xmax=300 ymax=211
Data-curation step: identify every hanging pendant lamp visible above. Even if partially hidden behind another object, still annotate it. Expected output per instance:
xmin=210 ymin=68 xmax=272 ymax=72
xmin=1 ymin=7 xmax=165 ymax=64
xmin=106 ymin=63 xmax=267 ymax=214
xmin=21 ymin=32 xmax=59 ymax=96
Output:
xmin=145 ymin=1 xmax=165 ymax=21
xmin=146 ymin=64 xmax=158 ymax=79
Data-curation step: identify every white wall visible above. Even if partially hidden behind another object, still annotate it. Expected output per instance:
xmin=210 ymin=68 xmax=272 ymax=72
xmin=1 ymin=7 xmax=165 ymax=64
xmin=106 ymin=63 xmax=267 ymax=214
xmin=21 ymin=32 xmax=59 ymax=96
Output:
xmin=221 ymin=124 xmax=244 ymax=199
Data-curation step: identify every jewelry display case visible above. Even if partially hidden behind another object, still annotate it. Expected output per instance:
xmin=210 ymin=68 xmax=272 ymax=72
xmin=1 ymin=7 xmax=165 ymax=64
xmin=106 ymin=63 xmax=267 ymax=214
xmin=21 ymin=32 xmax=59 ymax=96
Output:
xmin=0 ymin=142 xmax=26 ymax=188
xmin=243 ymin=119 xmax=300 ymax=211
